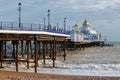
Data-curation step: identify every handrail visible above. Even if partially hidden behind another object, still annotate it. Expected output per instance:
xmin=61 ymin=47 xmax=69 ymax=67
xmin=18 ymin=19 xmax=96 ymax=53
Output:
xmin=0 ymin=21 xmax=71 ymax=35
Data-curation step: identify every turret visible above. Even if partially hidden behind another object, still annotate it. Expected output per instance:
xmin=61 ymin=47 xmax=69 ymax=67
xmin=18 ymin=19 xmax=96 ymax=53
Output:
xmin=71 ymin=22 xmax=84 ymax=42
xmin=83 ymin=19 xmax=89 ymax=26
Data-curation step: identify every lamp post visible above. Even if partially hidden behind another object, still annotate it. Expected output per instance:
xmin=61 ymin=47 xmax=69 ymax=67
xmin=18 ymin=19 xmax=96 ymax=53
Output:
xmin=43 ymin=17 xmax=46 ymax=27
xmin=18 ymin=2 xmax=22 ymax=28
xmin=48 ymin=10 xmax=50 ymax=26
xmin=56 ymin=23 xmax=59 ymax=32
xmin=43 ymin=17 xmax=46 ymax=30
xmin=64 ymin=17 xmax=66 ymax=33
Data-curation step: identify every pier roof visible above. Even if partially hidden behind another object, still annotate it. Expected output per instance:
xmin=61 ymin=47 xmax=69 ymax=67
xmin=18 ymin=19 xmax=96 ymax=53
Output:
xmin=0 ymin=30 xmax=70 ymax=37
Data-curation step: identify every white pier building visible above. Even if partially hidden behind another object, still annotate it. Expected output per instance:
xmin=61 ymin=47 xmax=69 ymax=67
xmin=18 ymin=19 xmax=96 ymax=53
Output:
xmin=71 ymin=19 xmax=102 ymax=42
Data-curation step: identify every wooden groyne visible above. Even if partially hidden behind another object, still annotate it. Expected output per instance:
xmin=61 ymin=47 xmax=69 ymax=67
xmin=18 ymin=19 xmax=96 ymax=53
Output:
xmin=0 ymin=70 xmax=120 ymax=80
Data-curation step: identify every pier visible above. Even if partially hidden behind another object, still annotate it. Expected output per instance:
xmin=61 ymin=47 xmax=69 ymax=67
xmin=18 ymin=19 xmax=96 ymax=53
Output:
xmin=1 ymin=19 xmax=109 ymax=75
xmin=0 ymin=21 xmax=70 ymax=73
xmin=0 ymin=20 xmax=105 ymax=73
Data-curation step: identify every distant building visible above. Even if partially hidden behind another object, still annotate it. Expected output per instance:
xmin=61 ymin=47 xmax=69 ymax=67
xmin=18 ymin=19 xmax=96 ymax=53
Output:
xmin=71 ymin=19 xmax=102 ymax=42
xmin=71 ymin=22 xmax=84 ymax=42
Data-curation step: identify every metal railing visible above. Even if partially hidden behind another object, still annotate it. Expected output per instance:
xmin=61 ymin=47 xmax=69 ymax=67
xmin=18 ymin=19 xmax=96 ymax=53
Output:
xmin=0 ymin=21 xmax=71 ymax=35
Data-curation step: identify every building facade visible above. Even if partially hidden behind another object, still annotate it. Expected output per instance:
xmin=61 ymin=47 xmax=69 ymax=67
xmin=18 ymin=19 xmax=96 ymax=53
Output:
xmin=71 ymin=19 xmax=102 ymax=42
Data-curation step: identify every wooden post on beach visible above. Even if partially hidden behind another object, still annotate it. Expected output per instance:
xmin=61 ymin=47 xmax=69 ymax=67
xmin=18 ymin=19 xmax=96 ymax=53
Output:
xmin=34 ymin=36 xmax=38 ymax=73
xmin=15 ymin=41 xmax=19 ymax=72
xmin=63 ymin=39 xmax=66 ymax=61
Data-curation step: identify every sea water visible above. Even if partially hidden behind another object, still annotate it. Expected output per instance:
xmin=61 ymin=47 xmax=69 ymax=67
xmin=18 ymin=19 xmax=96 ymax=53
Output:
xmin=1 ymin=42 xmax=120 ymax=76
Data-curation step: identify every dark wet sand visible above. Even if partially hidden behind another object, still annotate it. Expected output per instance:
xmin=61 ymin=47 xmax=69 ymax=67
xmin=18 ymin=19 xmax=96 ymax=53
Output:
xmin=0 ymin=70 xmax=120 ymax=80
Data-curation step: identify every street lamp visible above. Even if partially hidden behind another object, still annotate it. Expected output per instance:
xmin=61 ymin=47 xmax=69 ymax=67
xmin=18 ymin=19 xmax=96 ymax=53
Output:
xmin=18 ymin=2 xmax=22 ymax=28
xmin=64 ymin=17 xmax=66 ymax=33
xmin=48 ymin=10 xmax=50 ymax=26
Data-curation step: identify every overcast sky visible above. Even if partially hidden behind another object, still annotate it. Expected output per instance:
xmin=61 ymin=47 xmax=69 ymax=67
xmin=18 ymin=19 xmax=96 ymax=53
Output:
xmin=0 ymin=0 xmax=120 ymax=41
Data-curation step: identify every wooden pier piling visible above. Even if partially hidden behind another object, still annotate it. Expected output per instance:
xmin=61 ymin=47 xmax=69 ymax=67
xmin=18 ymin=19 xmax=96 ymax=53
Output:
xmin=21 ymin=41 xmax=24 ymax=56
xmin=43 ymin=41 xmax=46 ymax=65
xmin=34 ymin=36 xmax=38 ymax=73
xmin=0 ymin=41 xmax=3 ymax=68
xmin=26 ymin=40 xmax=30 ymax=69
xmin=15 ymin=40 xmax=19 ymax=72
xmin=63 ymin=39 xmax=66 ymax=61
xmin=53 ymin=37 xmax=56 ymax=68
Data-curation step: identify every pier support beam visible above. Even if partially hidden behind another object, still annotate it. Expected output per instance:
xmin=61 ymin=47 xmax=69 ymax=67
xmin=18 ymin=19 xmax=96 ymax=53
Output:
xmin=34 ymin=36 xmax=38 ymax=73
xmin=57 ymin=41 xmax=61 ymax=54
xmin=55 ymin=41 xmax=57 ymax=60
xmin=15 ymin=41 xmax=19 ymax=72
xmin=49 ymin=42 xmax=52 ymax=59
xmin=30 ymin=41 xmax=33 ymax=58
xmin=12 ymin=41 xmax=16 ymax=58
xmin=0 ymin=41 xmax=3 ymax=68
xmin=74 ymin=43 xmax=76 ymax=51
xmin=4 ymin=41 xmax=7 ymax=58
xmin=43 ymin=42 xmax=46 ymax=65
xmin=38 ymin=41 xmax=41 ymax=59
xmin=82 ymin=44 xmax=85 ymax=51
xmin=53 ymin=37 xmax=56 ymax=68
xmin=26 ymin=41 xmax=30 ymax=69
xmin=63 ymin=39 xmax=66 ymax=61
xmin=21 ymin=41 xmax=24 ymax=56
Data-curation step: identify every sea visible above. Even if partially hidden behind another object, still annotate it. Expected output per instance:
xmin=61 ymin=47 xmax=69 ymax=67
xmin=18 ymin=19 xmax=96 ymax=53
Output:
xmin=1 ymin=41 xmax=120 ymax=76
